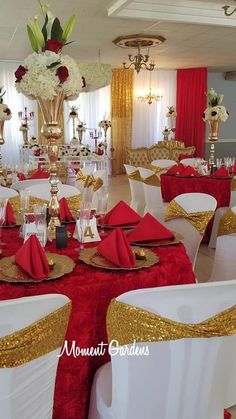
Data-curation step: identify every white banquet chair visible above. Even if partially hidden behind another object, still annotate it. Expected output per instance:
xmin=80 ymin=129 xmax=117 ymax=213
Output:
xmin=11 ymin=178 xmax=51 ymax=192
xmin=0 ymin=185 xmax=18 ymax=198
xmin=164 ymin=192 xmax=217 ymax=268
xmin=89 ymin=280 xmax=236 ymax=419
xmin=151 ymin=159 xmax=177 ymax=170
xmin=210 ymin=206 xmax=236 ymax=282
xmin=124 ymin=164 xmax=145 ymax=215
xmin=138 ymin=167 xmax=165 ymax=219
xmin=25 ymin=183 xmax=80 ymax=201
xmin=0 ymin=294 xmax=71 ymax=419
xmin=209 ymin=178 xmax=236 ymax=249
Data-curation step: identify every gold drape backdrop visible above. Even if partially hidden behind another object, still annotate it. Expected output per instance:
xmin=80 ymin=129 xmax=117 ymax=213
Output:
xmin=37 ymin=104 xmax=65 ymax=144
xmin=111 ymin=69 xmax=133 ymax=175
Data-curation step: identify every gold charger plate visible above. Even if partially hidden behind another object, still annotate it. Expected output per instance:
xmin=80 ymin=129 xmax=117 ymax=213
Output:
xmin=79 ymin=246 xmax=159 ymax=271
xmin=131 ymin=231 xmax=183 ymax=247
xmin=0 ymin=252 xmax=75 ymax=283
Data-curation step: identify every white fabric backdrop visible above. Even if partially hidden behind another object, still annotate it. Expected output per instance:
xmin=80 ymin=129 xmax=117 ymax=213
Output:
xmin=132 ymin=69 xmax=177 ymax=148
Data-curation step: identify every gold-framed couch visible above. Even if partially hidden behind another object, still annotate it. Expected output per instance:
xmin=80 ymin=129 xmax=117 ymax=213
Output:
xmin=126 ymin=141 xmax=196 ymax=167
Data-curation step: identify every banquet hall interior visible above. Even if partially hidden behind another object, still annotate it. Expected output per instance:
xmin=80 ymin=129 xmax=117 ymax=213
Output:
xmin=1 ymin=0 xmax=236 ymax=418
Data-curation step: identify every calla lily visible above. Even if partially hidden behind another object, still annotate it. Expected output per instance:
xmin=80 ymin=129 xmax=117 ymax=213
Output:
xmin=28 ymin=16 xmax=45 ymax=50
xmin=62 ymin=15 xmax=76 ymax=42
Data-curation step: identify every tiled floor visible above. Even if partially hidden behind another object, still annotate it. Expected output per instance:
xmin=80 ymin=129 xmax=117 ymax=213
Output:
xmin=108 ymin=174 xmax=236 ymax=418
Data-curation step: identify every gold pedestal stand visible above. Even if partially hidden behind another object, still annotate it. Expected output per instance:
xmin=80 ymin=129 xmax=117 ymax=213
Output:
xmin=0 ymin=121 xmax=5 ymax=178
xmin=208 ymin=119 xmax=220 ymax=168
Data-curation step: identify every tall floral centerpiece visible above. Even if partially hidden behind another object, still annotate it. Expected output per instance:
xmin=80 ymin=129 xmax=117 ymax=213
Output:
xmin=69 ymin=106 xmax=79 ymax=144
xmin=0 ymin=88 xmax=12 ymax=176
xmin=98 ymin=119 xmax=111 ymax=155
xmin=166 ymin=106 xmax=177 ymax=138
xmin=15 ymin=1 xmax=83 ymax=233
xmin=202 ymin=88 xmax=229 ymax=166
xmin=77 ymin=121 xmax=86 ymax=145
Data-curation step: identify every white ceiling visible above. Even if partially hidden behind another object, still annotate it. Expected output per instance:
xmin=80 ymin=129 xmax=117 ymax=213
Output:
xmin=1 ymin=0 xmax=236 ymax=71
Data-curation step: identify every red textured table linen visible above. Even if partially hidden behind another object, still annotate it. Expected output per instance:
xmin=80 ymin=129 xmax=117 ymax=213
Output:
xmin=161 ymin=174 xmax=231 ymax=208
xmin=0 ymin=227 xmax=195 ymax=419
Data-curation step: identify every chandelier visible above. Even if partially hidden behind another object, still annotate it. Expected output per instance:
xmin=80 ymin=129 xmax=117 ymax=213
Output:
xmin=113 ymin=34 xmax=165 ymax=74
xmin=138 ymin=72 xmax=163 ymax=104
xmin=222 ymin=1 xmax=236 ymax=15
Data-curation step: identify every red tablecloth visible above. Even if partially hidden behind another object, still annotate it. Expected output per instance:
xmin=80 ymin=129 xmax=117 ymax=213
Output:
xmin=0 ymin=227 xmax=195 ymax=419
xmin=161 ymin=174 xmax=231 ymax=208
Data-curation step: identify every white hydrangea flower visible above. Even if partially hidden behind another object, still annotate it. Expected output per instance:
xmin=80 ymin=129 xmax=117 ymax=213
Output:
xmin=0 ymin=103 xmax=12 ymax=121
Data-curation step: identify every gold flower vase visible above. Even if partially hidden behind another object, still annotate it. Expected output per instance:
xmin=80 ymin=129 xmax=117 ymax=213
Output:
xmin=38 ymin=93 xmax=65 ymax=235
xmin=0 ymin=121 xmax=5 ymax=177
xmin=208 ymin=119 xmax=220 ymax=167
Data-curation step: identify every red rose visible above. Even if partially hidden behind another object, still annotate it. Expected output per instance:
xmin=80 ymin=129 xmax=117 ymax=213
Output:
xmin=81 ymin=76 xmax=86 ymax=88
xmin=4 ymin=108 xmax=11 ymax=116
xmin=56 ymin=66 xmax=69 ymax=83
xmin=45 ymin=39 xmax=63 ymax=53
xmin=15 ymin=65 xmax=27 ymax=82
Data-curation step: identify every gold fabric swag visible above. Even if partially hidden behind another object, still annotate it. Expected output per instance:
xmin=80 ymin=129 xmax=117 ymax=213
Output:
xmin=0 ymin=302 xmax=71 ymax=368
xmin=111 ymin=69 xmax=133 ymax=175
xmin=9 ymin=195 xmax=81 ymax=214
xmin=107 ymin=299 xmax=236 ymax=346
xmin=165 ymin=200 xmax=214 ymax=235
xmin=218 ymin=208 xmax=236 ymax=236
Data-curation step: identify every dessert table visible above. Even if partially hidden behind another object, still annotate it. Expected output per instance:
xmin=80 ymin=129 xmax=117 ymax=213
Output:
xmin=0 ymin=226 xmax=195 ymax=419
xmin=161 ymin=174 xmax=231 ymax=208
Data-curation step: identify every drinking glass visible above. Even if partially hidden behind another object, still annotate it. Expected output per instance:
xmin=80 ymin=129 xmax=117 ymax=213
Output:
xmin=33 ymin=204 xmax=47 ymax=247
xmin=216 ymin=158 xmax=222 ymax=168
xmin=0 ymin=198 xmax=8 ymax=250
xmin=97 ymin=193 xmax=108 ymax=236
xmin=78 ymin=202 xmax=92 ymax=250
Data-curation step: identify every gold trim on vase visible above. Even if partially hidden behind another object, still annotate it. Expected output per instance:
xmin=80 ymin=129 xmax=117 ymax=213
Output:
xmin=0 ymin=301 xmax=71 ymax=367
xmin=107 ymin=299 xmax=236 ymax=346
xmin=165 ymin=200 xmax=214 ymax=235
xmin=218 ymin=208 xmax=236 ymax=236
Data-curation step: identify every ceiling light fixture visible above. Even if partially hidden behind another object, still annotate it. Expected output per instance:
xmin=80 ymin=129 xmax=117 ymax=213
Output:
xmin=113 ymin=34 xmax=165 ymax=74
xmin=138 ymin=72 xmax=163 ymax=105
xmin=222 ymin=1 xmax=236 ymax=16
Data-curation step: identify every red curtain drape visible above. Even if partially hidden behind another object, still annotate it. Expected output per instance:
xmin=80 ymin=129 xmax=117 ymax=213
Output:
xmin=175 ymin=68 xmax=207 ymax=157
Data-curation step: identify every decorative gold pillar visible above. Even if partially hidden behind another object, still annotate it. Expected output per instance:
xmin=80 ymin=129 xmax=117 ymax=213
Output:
xmin=111 ymin=69 xmax=133 ymax=175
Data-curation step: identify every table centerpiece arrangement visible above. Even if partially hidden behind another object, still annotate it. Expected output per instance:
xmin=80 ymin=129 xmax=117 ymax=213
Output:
xmin=14 ymin=1 xmax=83 ymax=234
xmin=202 ymin=88 xmax=229 ymax=167
xmin=98 ymin=119 xmax=111 ymax=155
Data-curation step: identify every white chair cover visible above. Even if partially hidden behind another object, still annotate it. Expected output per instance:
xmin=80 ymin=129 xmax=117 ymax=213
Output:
xmin=24 ymin=183 xmax=80 ymax=201
xmin=89 ymin=280 xmax=236 ymax=419
xmin=11 ymin=179 xmax=51 ymax=192
xmin=138 ymin=167 xmax=165 ymax=219
xmin=0 ymin=294 xmax=70 ymax=419
xmin=210 ymin=206 xmax=236 ymax=282
xmin=151 ymin=159 xmax=177 ymax=169
xmin=165 ymin=193 xmax=217 ymax=268
xmin=180 ymin=158 xmax=200 ymax=167
xmin=209 ymin=190 xmax=236 ymax=249
xmin=0 ymin=186 xmax=18 ymax=199
xmin=124 ymin=164 xmax=145 ymax=215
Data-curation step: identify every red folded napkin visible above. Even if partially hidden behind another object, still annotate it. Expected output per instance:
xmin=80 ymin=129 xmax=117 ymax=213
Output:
xmin=17 ymin=173 xmax=26 ymax=180
xmin=230 ymin=165 xmax=236 ymax=174
xmin=127 ymin=213 xmax=174 ymax=243
xmin=3 ymin=201 xmax=16 ymax=226
xmin=211 ymin=166 xmax=229 ymax=177
xmin=166 ymin=163 xmax=185 ymax=175
xmin=179 ymin=166 xmax=201 ymax=177
xmin=179 ymin=153 xmax=194 ymax=161
xmin=98 ymin=227 xmax=136 ymax=268
xmin=15 ymin=235 xmax=50 ymax=280
xmin=30 ymin=168 xmax=50 ymax=179
xmin=104 ymin=200 xmax=141 ymax=226
xmin=59 ymin=197 xmax=74 ymax=222
xmin=224 ymin=410 xmax=231 ymax=419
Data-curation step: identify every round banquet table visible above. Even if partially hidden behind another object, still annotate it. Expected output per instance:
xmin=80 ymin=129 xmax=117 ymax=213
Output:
xmin=0 ymin=226 xmax=195 ymax=419
xmin=161 ymin=174 xmax=231 ymax=207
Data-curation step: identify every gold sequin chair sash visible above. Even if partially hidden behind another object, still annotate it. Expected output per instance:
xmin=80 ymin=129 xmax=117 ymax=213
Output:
xmin=107 ymin=299 xmax=236 ymax=346
xmin=150 ymin=165 xmax=171 ymax=175
xmin=0 ymin=301 xmax=71 ymax=368
xmin=142 ymin=174 xmax=161 ymax=187
xmin=231 ymin=177 xmax=236 ymax=191
xmin=127 ymin=170 xmax=142 ymax=182
xmin=218 ymin=208 xmax=236 ymax=236
xmin=76 ymin=170 xmax=103 ymax=191
xmin=9 ymin=195 xmax=81 ymax=214
xmin=165 ymin=200 xmax=214 ymax=235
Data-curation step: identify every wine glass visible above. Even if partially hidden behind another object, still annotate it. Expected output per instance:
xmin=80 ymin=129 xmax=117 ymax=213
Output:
xmin=0 ymin=198 xmax=8 ymax=251
xmin=33 ymin=204 xmax=47 ymax=247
